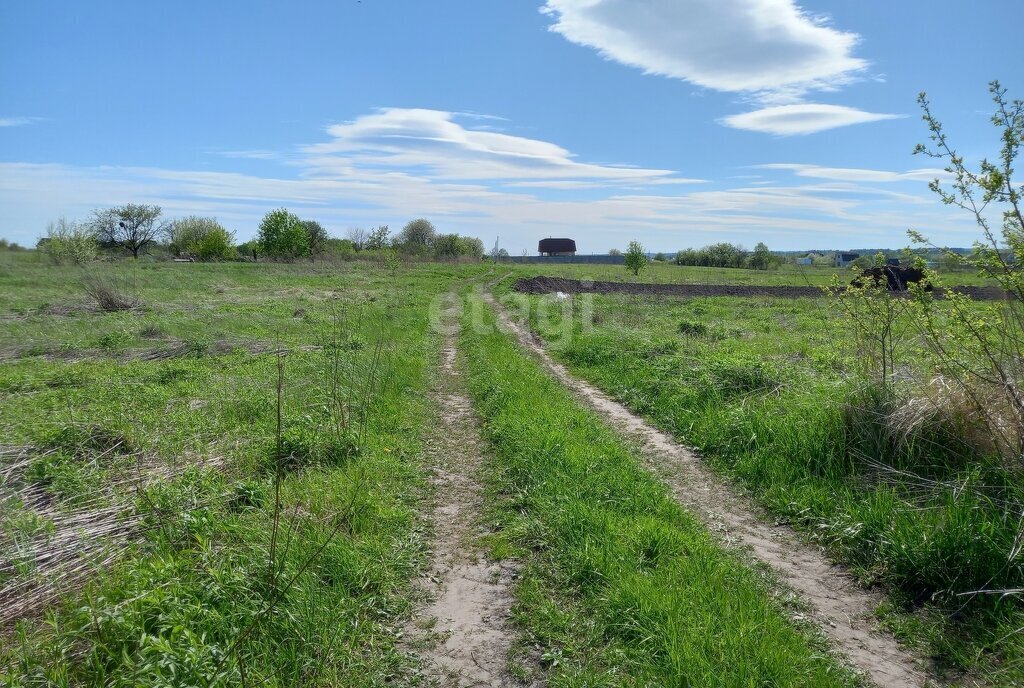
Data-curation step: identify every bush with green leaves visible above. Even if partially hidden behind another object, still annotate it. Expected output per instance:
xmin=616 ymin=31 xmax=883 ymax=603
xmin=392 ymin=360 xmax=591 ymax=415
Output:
xmin=40 ymin=217 xmax=98 ymax=265
xmin=396 ymin=218 xmax=436 ymax=255
xmin=623 ymin=240 xmax=647 ymax=277
xmin=257 ymin=208 xmax=309 ymax=260
xmin=165 ymin=216 xmax=236 ymax=261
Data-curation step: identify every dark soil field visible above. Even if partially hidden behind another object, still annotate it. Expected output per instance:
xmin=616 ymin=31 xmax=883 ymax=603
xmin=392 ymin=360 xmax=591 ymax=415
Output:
xmin=514 ymin=275 xmax=1009 ymax=300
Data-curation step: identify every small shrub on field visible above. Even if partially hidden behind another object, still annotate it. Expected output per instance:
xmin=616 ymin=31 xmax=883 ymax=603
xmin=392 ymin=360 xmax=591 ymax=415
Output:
xmin=150 ymin=362 xmax=196 ymax=385
xmin=704 ymin=358 xmax=779 ymax=396
xmin=97 ymin=329 xmax=133 ymax=350
xmin=81 ymin=273 xmax=141 ymax=311
xmin=678 ymin=319 xmax=708 ymax=337
xmin=42 ymin=423 xmax=135 ymax=458
xmin=229 ymin=479 xmax=268 ymax=512
xmin=277 ymin=422 xmax=359 ymax=472
xmin=25 ymin=452 xmax=98 ymax=499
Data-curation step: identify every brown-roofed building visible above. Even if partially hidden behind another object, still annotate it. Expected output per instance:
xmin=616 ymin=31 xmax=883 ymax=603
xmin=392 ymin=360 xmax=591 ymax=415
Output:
xmin=538 ymin=238 xmax=576 ymax=256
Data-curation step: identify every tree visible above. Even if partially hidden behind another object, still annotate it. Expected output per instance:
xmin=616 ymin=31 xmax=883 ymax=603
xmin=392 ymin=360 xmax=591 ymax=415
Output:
xmin=609 ymin=248 xmax=622 ymax=256
xmin=624 ymin=241 xmax=648 ymax=277
xmin=258 ymin=208 xmax=309 ymax=260
xmin=906 ymin=80 xmax=1024 ymax=460
xmin=165 ymin=216 xmax=236 ymax=261
xmin=346 ymin=227 xmax=368 ymax=251
xmin=654 ymin=252 xmax=667 ymax=262
xmin=748 ymin=242 xmax=774 ymax=270
xmin=365 ymin=225 xmax=390 ymax=251
xmin=90 ymin=204 xmax=163 ymax=258
xmin=302 ymin=220 xmax=329 ymax=258
xmin=237 ymin=240 xmax=260 ymax=261
xmin=41 ymin=217 xmax=98 ymax=264
xmin=397 ymin=218 xmax=436 ymax=254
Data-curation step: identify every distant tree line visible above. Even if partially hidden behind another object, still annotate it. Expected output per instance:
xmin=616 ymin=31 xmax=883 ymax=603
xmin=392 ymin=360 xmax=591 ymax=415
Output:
xmin=673 ymin=241 xmax=779 ymax=270
xmin=28 ymin=205 xmax=485 ymax=265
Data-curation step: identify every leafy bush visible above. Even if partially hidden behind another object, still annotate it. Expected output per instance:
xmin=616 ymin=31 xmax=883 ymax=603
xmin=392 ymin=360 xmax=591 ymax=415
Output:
xmin=257 ymin=208 xmax=309 ymax=260
xmin=40 ymin=217 xmax=98 ymax=265
xmin=166 ymin=216 xmax=236 ymax=261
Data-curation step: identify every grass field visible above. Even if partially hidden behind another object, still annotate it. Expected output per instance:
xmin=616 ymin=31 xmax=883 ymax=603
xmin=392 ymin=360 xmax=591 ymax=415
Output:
xmin=2 ymin=250 xmax=1021 ymax=686
xmin=497 ymin=262 xmax=1024 ymax=685
xmin=0 ymin=254 xmax=487 ymax=684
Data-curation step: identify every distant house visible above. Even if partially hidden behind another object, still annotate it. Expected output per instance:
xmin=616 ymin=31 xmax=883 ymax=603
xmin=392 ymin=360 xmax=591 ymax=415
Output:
xmin=538 ymin=238 xmax=577 ymax=256
xmin=835 ymin=252 xmax=860 ymax=268
xmin=796 ymin=256 xmax=813 ymax=266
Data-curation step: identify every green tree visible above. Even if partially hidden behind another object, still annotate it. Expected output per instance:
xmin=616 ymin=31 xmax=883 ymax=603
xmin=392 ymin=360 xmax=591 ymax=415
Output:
xmin=397 ymin=218 xmax=436 ymax=254
xmin=302 ymin=220 xmax=329 ymax=258
xmin=748 ymin=242 xmax=774 ymax=270
xmin=165 ymin=216 xmax=236 ymax=261
xmin=365 ymin=225 xmax=390 ymax=251
xmin=89 ymin=204 xmax=163 ymax=258
xmin=624 ymin=241 xmax=648 ymax=277
xmin=257 ymin=208 xmax=309 ymax=260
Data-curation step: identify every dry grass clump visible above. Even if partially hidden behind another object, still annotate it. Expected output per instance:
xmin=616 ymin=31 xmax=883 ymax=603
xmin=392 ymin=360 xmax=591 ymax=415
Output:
xmin=81 ymin=273 xmax=141 ymax=312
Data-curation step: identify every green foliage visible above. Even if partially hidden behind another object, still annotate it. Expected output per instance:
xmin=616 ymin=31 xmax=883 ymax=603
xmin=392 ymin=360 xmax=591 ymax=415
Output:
xmin=432 ymin=233 xmax=484 ymax=260
xmin=257 ymin=208 xmax=309 ymax=260
xmin=301 ymin=219 xmax=329 ymax=257
xmin=89 ymin=204 xmax=163 ymax=258
xmin=908 ymin=80 xmax=1024 ymax=463
xmin=364 ymin=225 xmax=390 ymax=251
xmin=40 ymin=217 xmax=98 ymax=265
xmin=748 ymin=242 xmax=775 ymax=270
xmin=396 ymin=218 xmax=436 ymax=254
xmin=675 ymin=242 xmax=748 ymax=268
xmin=623 ymin=240 xmax=647 ymax=277
xmin=166 ymin=216 xmax=236 ymax=261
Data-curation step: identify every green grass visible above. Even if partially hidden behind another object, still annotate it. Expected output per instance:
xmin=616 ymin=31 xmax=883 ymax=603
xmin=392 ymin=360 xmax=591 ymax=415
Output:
xmin=0 ymin=255 xmax=488 ymax=685
xmin=496 ymin=268 xmax=1024 ymax=685
xmin=459 ymin=295 xmax=861 ymax=687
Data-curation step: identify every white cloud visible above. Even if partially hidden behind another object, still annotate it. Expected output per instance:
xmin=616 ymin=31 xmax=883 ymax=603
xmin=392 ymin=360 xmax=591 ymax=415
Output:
xmin=541 ymin=0 xmax=866 ymax=99
xmin=0 ymin=117 xmax=39 ymax=127
xmin=758 ymin=163 xmax=949 ymax=182
xmin=302 ymin=108 xmax=701 ymax=184
xmin=721 ymin=104 xmax=903 ymax=135
xmin=0 ymin=108 xmax=976 ymax=251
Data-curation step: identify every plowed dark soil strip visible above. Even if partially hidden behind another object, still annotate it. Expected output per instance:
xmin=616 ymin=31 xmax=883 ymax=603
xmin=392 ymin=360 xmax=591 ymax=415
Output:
xmin=485 ymin=291 xmax=934 ymax=688
xmin=514 ymin=275 xmax=1006 ymax=300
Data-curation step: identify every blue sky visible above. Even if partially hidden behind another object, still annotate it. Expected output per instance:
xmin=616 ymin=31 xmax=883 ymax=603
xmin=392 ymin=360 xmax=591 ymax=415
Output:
xmin=1 ymin=1 xmax=1020 ymax=253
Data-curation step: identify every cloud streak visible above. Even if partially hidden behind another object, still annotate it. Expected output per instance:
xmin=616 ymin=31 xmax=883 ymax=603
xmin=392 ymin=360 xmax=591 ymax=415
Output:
xmin=722 ymin=104 xmax=903 ymax=135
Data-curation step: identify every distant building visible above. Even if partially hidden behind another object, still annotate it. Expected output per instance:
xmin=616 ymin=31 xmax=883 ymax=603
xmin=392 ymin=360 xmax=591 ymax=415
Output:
xmin=835 ymin=252 xmax=860 ymax=268
xmin=796 ymin=256 xmax=813 ymax=266
xmin=538 ymin=238 xmax=577 ymax=256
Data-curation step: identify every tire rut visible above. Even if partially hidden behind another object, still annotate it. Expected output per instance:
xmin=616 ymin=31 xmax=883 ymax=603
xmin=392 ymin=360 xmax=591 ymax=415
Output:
xmin=484 ymin=291 xmax=934 ymax=688
xmin=411 ymin=333 xmax=523 ymax=687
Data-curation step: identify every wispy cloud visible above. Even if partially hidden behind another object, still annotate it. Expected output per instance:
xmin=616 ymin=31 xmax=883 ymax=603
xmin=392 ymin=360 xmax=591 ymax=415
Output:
xmin=758 ymin=163 xmax=949 ymax=182
xmin=0 ymin=116 xmax=40 ymax=127
xmin=0 ymin=108 xmax=973 ymax=250
xmin=721 ymin=104 xmax=903 ymax=135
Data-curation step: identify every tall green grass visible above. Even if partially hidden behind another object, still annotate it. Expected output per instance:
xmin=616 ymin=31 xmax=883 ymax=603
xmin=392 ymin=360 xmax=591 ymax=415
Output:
xmin=521 ymin=289 xmax=1024 ymax=682
xmin=0 ymin=259 xmax=484 ymax=685
xmin=460 ymin=301 xmax=858 ymax=686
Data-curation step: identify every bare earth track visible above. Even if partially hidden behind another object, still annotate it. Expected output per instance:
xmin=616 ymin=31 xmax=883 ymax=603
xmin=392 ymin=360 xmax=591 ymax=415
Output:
xmin=484 ymin=290 xmax=935 ymax=688
xmin=514 ymin=275 xmax=1006 ymax=300
xmin=411 ymin=332 xmax=522 ymax=687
